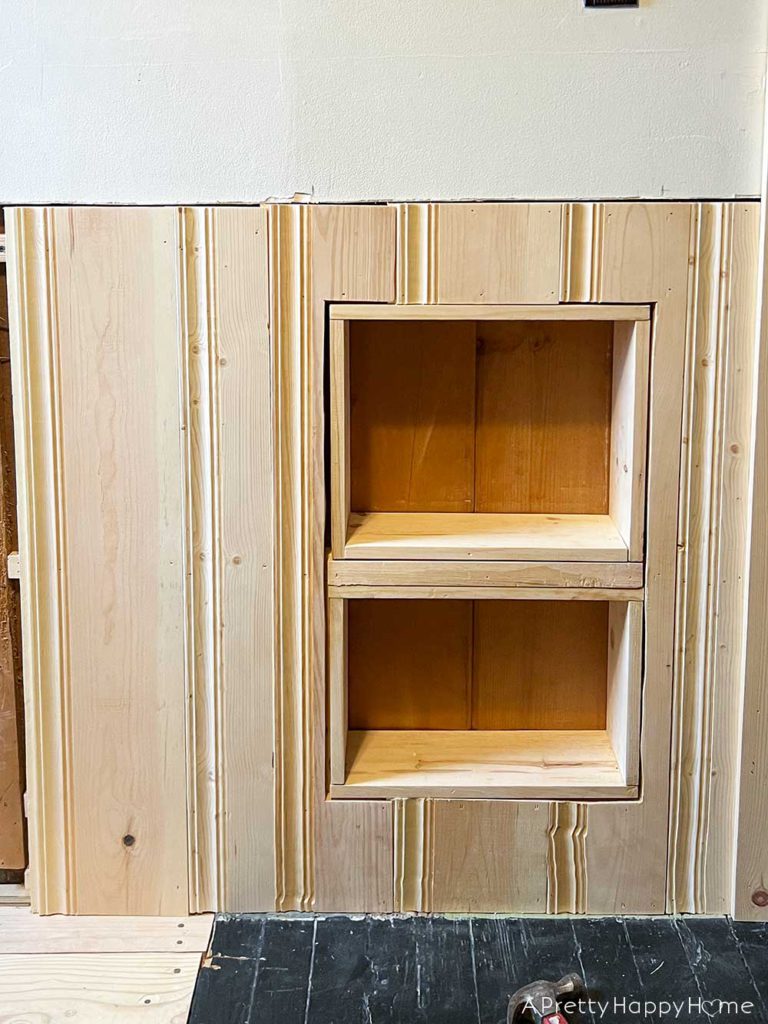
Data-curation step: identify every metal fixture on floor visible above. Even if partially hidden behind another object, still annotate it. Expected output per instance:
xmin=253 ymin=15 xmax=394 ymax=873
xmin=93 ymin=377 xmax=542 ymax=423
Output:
xmin=508 ymin=973 xmax=584 ymax=1024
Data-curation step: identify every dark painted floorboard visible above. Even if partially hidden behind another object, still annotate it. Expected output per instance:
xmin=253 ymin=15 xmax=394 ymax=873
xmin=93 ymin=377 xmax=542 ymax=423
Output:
xmin=732 ymin=921 xmax=768 ymax=1011
xmin=473 ymin=918 xmax=584 ymax=1024
xmin=189 ymin=916 xmax=768 ymax=1024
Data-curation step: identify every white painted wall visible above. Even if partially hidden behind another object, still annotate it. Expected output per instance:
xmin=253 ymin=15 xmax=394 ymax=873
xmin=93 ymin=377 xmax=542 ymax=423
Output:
xmin=1 ymin=0 xmax=765 ymax=203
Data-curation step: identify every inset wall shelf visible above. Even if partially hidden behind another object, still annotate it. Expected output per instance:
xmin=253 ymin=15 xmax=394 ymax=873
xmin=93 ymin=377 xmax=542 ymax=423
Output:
xmin=330 ymin=303 xmax=650 ymax=564
xmin=327 ymin=555 xmax=644 ymax=591
xmin=334 ymin=729 xmax=634 ymax=800
xmin=328 ymin=591 xmax=642 ymax=801
xmin=344 ymin=511 xmax=628 ymax=561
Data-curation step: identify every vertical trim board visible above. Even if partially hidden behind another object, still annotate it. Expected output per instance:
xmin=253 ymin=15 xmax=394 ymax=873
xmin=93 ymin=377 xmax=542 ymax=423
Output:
xmin=270 ymin=203 xmax=312 ymax=911
xmin=584 ymin=204 xmax=693 ymax=915
xmin=668 ymin=203 xmax=760 ymax=915
xmin=734 ymin=84 xmax=768 ymax=918
xmin=309 ymin=206 xmax=396 ymax=912
xmin=547 ymin=803 xmax=588 ymax=914
xmin=7 ymin=209 xmax=70 ymax=913
xmin=182 ymin=207 xmax=276 ymax=913
xmin=270 ymin=204 xmax=397 ymax=913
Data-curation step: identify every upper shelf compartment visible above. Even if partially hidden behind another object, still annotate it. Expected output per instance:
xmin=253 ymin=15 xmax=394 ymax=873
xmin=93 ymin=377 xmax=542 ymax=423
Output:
xmin=330 ymin=304 xmax=650 ymax=563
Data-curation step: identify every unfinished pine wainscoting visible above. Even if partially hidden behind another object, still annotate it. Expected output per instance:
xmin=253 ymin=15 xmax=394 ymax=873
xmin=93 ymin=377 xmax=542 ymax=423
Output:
xmin=5 ymin=201 xmax=767 ymax=919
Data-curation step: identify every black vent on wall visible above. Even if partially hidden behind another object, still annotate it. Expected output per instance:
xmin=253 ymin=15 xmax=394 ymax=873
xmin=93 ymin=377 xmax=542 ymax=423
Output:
xmin=585 ymin=0 xmax=638 ymax=6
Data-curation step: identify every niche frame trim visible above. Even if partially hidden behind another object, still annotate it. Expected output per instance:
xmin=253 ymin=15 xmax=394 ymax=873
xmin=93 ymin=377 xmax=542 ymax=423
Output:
xmin=329 ymin=302 xmax=651 ymax=565
xmin=327 ymin=588 xmax=643 ymax=801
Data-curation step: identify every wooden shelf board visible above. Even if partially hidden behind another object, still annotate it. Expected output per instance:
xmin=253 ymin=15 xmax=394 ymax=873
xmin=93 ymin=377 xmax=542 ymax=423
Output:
xmin=333 ymin=729 xmax=634 ymax=800
xmin=328 ymin=556 xmax=644 ymax=590
xmin=330 ymin=302 xmax=650 ymax=322
xmin=344 ymin=512 xmax=629 ymax=562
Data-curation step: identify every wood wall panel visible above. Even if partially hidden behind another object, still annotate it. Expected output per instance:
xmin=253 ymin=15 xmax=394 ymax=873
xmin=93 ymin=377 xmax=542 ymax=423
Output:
xmin=8 ymin=205 xmax=276 ymax=915
xmin=52 ymin=208 xmax=189 ymax=914
xmin=585 ymin=203 xmax=693 ymax=915
xmin=436 ymin=204 xmax=561 ymax=304
xmin=8 ymin=208 xmax=189 ymax=913
xmin=270 ymin=203 xmax=396 ymax=912
xmin=0 ymin=254 xmax=24 ymax=871
xmin=181 ymin=208 xmax=275 ymax=912
xmin=6 ymin=199 xmax=762 ymax=917
xmin=387 ymin=201 xmax=761 ymax=917
xmin=669 ymin=204 xmax=760 ymax=915
xmin=394 ymin=798 xmax=549 ymax=914
xmin=429 ymin=800 xmax=548 ymax=914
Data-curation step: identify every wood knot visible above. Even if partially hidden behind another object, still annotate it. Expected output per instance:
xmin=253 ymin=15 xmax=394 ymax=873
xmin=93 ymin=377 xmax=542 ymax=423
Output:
xmin=122 ymin=834 xmax=136 ymax=847
xmin=751 ymin=889 xmax=768 ymax=907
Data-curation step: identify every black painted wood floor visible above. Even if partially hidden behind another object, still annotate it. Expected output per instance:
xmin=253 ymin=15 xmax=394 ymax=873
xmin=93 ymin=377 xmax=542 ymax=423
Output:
xmin=190 ymin=915 xmax=768 ymax=1023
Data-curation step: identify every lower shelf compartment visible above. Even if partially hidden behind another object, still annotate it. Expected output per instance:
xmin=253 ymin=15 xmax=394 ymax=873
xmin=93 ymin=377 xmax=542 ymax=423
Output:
xmin=331 ymin=729 xmax=636 ymax=800
xmin=344 ymin=512 xmax=628 ymax=561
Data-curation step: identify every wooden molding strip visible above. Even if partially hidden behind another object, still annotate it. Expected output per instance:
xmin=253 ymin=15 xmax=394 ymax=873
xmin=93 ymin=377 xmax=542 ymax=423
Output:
xmin=560 ymin=203 xmax=606 ymax=302
xmin=330 ymin=301 xmax=649 ymax=321
xmin=668 ymin=203 xmax=760 ymax=915
xmin=396 ymin=204 xmax=437 ymax=304
xmin=180 ymin=207 xmax=223 ymax=914
xmin=546 ymin=803 xmax=588 ymax=914
xmin=6 ymin=208 xmax=72 ymax=914
xmin=180 ymin=206 xmax=275 ymax=913
xmin=393 ymin=798 xmax=434 ymax=913
xmin=269 ymin=203 xmax=314 ymax=912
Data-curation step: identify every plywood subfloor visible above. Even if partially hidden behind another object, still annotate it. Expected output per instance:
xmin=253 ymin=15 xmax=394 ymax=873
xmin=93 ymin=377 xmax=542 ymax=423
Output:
xmin=0 ymin=908 xmax=212 ymax=1021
